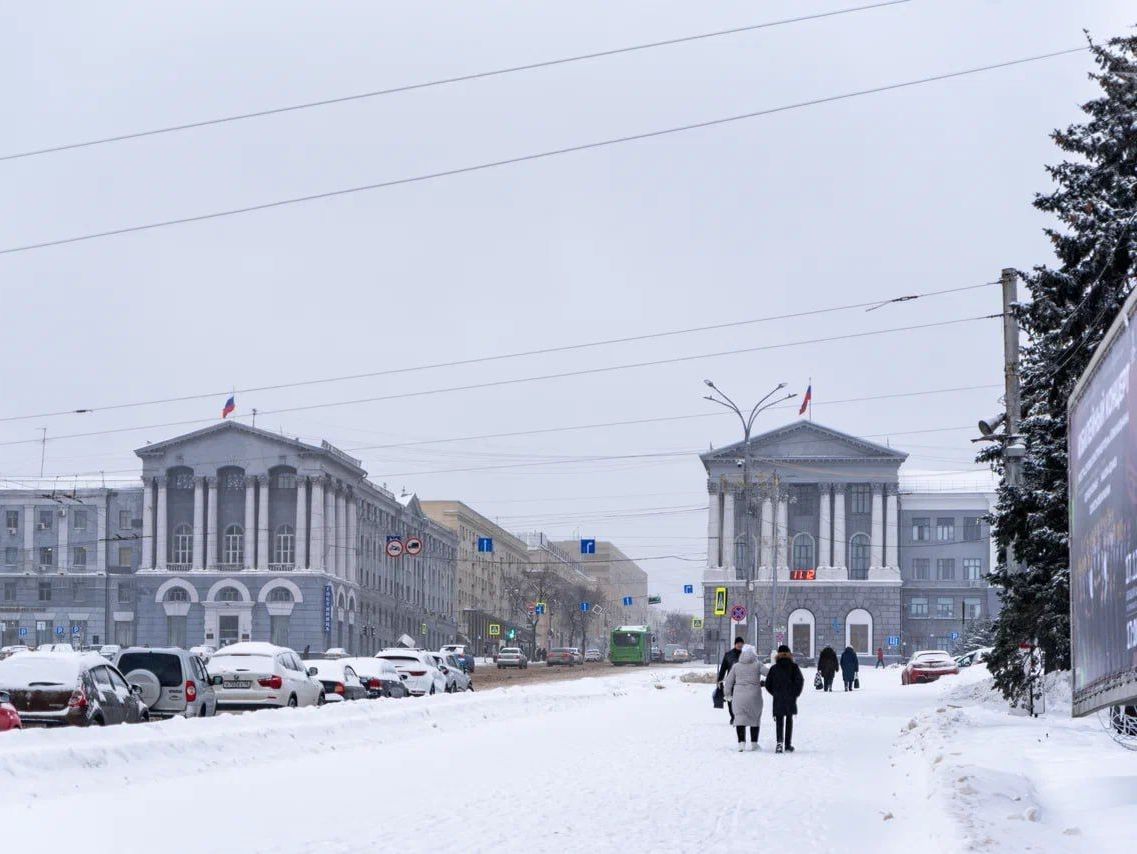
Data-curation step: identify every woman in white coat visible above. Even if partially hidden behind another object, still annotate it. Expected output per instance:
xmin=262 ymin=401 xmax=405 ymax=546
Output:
xmin=722 ymin=644 xmax=768 ymax=751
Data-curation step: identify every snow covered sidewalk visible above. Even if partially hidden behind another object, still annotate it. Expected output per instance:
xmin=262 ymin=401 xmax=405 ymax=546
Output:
xmin=0 ymin=664 xmax=1131 ymax=852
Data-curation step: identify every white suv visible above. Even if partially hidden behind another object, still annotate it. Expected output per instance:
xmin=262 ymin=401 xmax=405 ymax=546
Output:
xmin=209 ymin=643 xmax=324 ymax=710
xmin=375 ymin=649 xmax=446 ymax=697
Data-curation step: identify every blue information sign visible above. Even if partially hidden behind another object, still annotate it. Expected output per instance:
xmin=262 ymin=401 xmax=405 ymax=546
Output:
xmin=72 ymin=625 xmax=82 ymax=635
xmin=477 ymin=537 xmax=494 ymax=553
xmin=55 ymin=626 xmax=64 ymax=636
xmin=683 ymin=584 xmax=694 ymax=594
xmin=831 ymin=619 xmax=841 ymax=631
xmin=534 ymin=603 xmax=546 ymax=616
xmin=323 ymin=584 xmax=333 ymax=634
xmin=949 ymin=631 xmax=960 ymax=641
xmin=580 ymin=538 xmax=596 ymax=554
xmin=580 ymin=602 xmax=590 ymax=612
xmin=18 ymin=627 xmax=27 ymax=637
xmin=622 ymin=596 xmax=633 ymax=607
xmin=886 ymin=634 xmax=900 ymax=647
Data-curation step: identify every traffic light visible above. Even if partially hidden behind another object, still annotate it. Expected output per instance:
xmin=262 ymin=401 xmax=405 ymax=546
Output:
xmin=507 ymin=628 xmax=516 ymax=640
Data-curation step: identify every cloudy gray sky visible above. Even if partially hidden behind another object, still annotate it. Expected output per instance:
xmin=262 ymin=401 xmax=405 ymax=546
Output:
xmin=1 ymin=0 xmax=1132 ymax=612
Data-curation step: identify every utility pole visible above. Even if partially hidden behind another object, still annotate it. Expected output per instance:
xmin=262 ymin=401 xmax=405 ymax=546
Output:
xmin=1000 ymin=268 xmax=1026 ymax=574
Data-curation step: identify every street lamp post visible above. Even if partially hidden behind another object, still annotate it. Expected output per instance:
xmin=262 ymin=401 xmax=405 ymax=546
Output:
xmin=704 ymin=380 xmax=796 ymax=654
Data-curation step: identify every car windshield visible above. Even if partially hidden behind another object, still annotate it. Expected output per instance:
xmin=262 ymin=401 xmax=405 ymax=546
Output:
xmin=210 ymin=654 xmax=274 ymax=672
xmin=117 ymin=652 xmax=182 ymax=687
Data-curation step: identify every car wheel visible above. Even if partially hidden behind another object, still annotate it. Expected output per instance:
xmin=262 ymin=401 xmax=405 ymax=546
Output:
xmin=92 ymin=715 xmax=105 ymax=727
xmin=430 ymin=684 xmax=436 ymax=696
xmin=316 ymin=692 xmax=326 ymax=706
xmin=287 ymin=695 xmax=299 ymax=708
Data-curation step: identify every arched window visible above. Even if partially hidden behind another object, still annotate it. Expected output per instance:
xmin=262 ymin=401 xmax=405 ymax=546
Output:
xmin=849 ymin=533 xmax=870 ymax=580
xmin=164 ymin=586 xmax=189 ymax=603
xmin=274 ymin=524 xmax=295 ymax=566
xmin=173 ymin=523 xmax=193 ymax=565
xmin=268 ymin=586 xmax=293 ymax=603
xmin=223 ymin=524 xmax=244 ymax=566
xmin=791 ymin=533 xmax=815 ymax=572
xmin=217 ymin=586 xmax=241 ymax=602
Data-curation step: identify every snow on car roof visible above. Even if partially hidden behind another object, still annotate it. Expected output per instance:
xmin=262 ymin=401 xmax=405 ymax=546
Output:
xmin=213 ymin=642 xmax=289 ymax=656
xmin=0 ymin=651 xmax=104 ymax=688
xmin=341 ymin=657 xmax=395 ymax=676
xmin=303 ymin=659 xmax=348 ymax=678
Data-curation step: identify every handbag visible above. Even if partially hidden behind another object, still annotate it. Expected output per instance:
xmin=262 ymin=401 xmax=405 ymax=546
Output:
xmin=854 ymin=675 xmax=860 ymax=689
xmin=813 ymin=671 xmax=824 ymax=690
xmin=712 ymin=684 xmax=724 ymax=709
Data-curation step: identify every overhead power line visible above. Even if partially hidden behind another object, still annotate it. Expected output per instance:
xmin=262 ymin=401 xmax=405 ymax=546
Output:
xmin=0 ymin=281 xmax=994 ymax=424
xmin=0 ymin=0 xmax=912 ymax=163
xmin=0 ymin=46 xmax=1086 ymax=257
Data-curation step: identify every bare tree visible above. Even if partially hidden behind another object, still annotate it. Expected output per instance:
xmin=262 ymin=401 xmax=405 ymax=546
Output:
xmin=662 ymin=611 xmax=695 ymax=648
xmin=502 ymin=566 xmax=565 ymax=657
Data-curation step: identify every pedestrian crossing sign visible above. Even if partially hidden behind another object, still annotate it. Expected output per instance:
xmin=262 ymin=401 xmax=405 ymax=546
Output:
xmin=692 ymin=617 xmax=704 ymax=629
xmin=488 ymin=623 xmax=501 ymax=637
xmin=713 ymin=587 xmax=727 ymax=617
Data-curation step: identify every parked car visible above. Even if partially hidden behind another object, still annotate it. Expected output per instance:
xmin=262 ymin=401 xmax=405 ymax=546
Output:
xmin=38 ymin=643 xmax=80 ymax=654
xmin=671 ymin=648 xmax=690 ymax=663
xmin=901 ymin=650 xmax=961 ymax=685
xmin=431 ymin=653 xmax=472 ymax=692
xmin=209 ymin=643 xmax=324 ymax=710
xmin=0 ymin=646 xmax=30 ymax=661
xmin=323 ymin=648 xmax=350 ymax=659
xmin=0 ymin=651 xmax=148 ymax=727
xmin=584 ymin=648 xmax=602 ymax=662
xmin=302 ymin=659 xmax=368 ymax=702
xmin=116 ymin=647 xmax=220 ymax=719
xmin=954 ymin=647 xmax=993 ymax=668
xmin=567 ymin=648 xmax=584 ymax=664
xmin=497 ymin=647 xmax=529 ymax=669
xmin=650 ymin=646 xmax=664 ymax=663
xmin=341 ymin=657 xmax=409 ymax=699
xmin=440 ymin=644 xmax=475 ymax=673
xmin=375 ymin=649 xmax=446 ymax=696
xmin=189 ymin=645 xmax=215 ymax=661
xmin=97 ymin=644 xmax=121 ymax=662
xmin=0 ymin=690 xmax=21 ymax=731
xmin=545 ymin=648 xmax=575 ymax=667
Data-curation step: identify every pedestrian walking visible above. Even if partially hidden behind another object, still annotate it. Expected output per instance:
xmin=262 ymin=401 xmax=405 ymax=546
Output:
xmin=722 ymin=644 xmax=767 ymax=751
xmin=840 ymin=646 xmax=860 ymax=691
xmin=817 ymin=646 xmax=838 ymax=692
xmin=764 ymin=644 xmax=804 ymax=753
xmin=716 ymin=637 xmax=744 ymax=724
xmin=876 ymin=647 xmax=885 ymax=669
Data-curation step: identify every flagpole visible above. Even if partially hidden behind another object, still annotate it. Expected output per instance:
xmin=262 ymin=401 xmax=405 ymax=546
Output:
xmin=809 ymin=376 xmax=813 ymax=421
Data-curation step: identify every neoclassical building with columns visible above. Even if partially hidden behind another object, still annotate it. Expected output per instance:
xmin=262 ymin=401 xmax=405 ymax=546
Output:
xmin=129 ymin=421 xmax=457 ymax=653
xmin=701 ymin=421 xmax=906 ymax=663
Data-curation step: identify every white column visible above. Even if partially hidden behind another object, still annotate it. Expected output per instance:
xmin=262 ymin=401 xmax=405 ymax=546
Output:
xmin=257 ymin=477 xmax=270 ymax=570
xmin=335 ymin=490 xmax=347 ymax=579
xmin=243 ymin=478 xmax=255 ymax=570
xmin=775 ymin=493 xmax=789 ymax=570
xmin=832 ymin=485 xmax=846 ymax=569
xmin=324 ymin=483 xmax=335 ymax=573
xmin=294 ymin=480 xmax=308 ymax=569
xmin=155 ymin=477 xmax=168 ymax=570
xmin=95 ymin=499 xmax=107 ymax=573
xmin=885 ymin=485 xmax=899 ymax=569
xmin=759 ymin=496 xmax=773 ymax=569
xmin=818 ymin=483 xmax=831 ymax=568
xmin=721 ymin=491 xmax=735 ymax=570
xmin=192 ymin=477 xmax=204 ymax=569
xmin=310 ymin=478 xmax=325 ymax=572
xmin=206 ymin=477 xmax=218 ymax=569
xmin=706 ymin=489 xmax=721 ymax=569
xmin=58 ymin=507 xmax=69 ymax=571
xmin=346 ymin=493 xmax=358 ymax=584
xmin=870 ymin=483 xmax=884 ymax=568
xmin=140 ymin=483 xmax=154 ymax=569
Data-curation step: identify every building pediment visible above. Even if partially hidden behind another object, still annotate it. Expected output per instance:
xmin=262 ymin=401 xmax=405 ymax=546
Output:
xmin=701 ymin=421 xmax=907 ymax=467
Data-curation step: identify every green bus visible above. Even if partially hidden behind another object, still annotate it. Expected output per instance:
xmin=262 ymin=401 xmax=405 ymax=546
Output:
xmin=609 ymin=625 xmax=652 ymax=666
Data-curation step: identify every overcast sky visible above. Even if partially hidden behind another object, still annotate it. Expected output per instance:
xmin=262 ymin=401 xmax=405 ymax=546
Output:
xmin=1 ymin=1 xmax=1132 ymax=613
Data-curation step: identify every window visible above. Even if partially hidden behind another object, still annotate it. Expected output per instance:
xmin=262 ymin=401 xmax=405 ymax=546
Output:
xmin=117 ymin=583 xmax=133 ymax=605
xmin=92 ymin=666 xmax=113 ymax=689
xmin=3 ymin=581 xmax=15 ymax=601
xmin=119 ymin=510 xmax=132 ymax=529
xmin=164 ymin=587 xmax=189 ymax=603
xmin=38 ymin=510 xmax=53 ymax=530
xmin=5 ymin=510 xmax=18 ymax=530
xmin=911 ymin=558 xmax=930 ymax=580
xmin=270 ymin=615 xmax=290 ymax=647
xmin=223 ymin=524 xmax=244 ymax=565
xmin=172 ymin=523 xmax=193 ymax=565
xmin=936 ymin=517 xmax=955 ymax=542
xmin=38 ymin=580 xmax=52 ymax=602
xmin=114 ymin=620 xmax=134 ymax=647
xmin=963 ymin=517 xmax=981 ymax=542
xmin=39 ymin=547 xmax=53 ymax=567
xmin=791 ymin=534 xmax=814 ymax=572
xmin=849 ymin=533 xmax=870 ymax=579
xmin=72 ymin=510 xmax=88 ymax=531
xmin=963 ymin=558 xmax=983 ymax=580
xmin=268 ymin=587 xmax=293 ymax=602
xmin=72 ymin=546 xmax=87 ymax=568
xmin=217 ymin=586 xmax=241 ymax=602
xmin=223 ymin=472 xmax=245 ymax=489
xmin=909 ymin=597 xmax=928 ymax=617
xmin=936 ymin=597 xmax=954 ymax=619
xmin=273 ymin=473 xmax=297 ymax=489
xmin=936 ymin=559 xmax=956 ymax=580
xmin=273 ymin=525 xmax=295 ymax=565
xmin=850 ymin=485 xmax=871 ymax=515
xmin=3 ymin=547 xmax=16 ymax=567
xmin=167 ymin=615 xmax=187 ymax=648
xmin=71 ymin=579 xmax=86 ymax=603
xmin=911 ymin=517 xmax=930 ymax=541
xmin=963 ymin=598 xmax=982 ymax=620
xmin=117 ymin=547 xmax=133 ymax=568
xmin=172 ymin=473 xmax=194 ymax=490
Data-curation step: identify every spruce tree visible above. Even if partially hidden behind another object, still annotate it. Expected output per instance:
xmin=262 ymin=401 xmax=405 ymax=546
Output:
xmin=984 ymin=33 xmax=1137 ymax=702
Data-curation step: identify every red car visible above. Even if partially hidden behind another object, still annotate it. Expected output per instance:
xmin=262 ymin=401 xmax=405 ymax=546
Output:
xmin=901 ymin=650 xmax=960 ymax=685
xmin=0 ymin=690 xmax=21 ymax=731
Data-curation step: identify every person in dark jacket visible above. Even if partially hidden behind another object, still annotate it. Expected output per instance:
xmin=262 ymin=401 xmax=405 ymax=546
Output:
xmin=840 ymin=646 xmax=860 ymax=691
xmin=876 ymin=647 xmax=885 ymax=669
xmin=717 ymin=637 xmax=745 ymax=724
xmin=764 ymin=644 xmax=804 ymax=753
xmin=817 ymin=646 xmax=839 ymax=692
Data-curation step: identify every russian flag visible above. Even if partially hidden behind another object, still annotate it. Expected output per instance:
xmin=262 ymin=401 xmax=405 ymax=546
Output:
xmin=221 ymin=395 xmax=236 ymax=418
xmin=798 ymin=384 xmax=812 ymax=416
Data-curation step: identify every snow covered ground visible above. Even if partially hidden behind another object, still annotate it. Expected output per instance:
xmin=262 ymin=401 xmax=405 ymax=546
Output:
xmin=0 ymin=664 xmax=1131 ymax=852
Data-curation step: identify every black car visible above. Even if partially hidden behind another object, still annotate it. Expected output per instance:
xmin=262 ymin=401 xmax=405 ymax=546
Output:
xmin=342 ymin=658 xmax=409 ymax=699
xmin=302 ymin=660 xmax=369 ymax=702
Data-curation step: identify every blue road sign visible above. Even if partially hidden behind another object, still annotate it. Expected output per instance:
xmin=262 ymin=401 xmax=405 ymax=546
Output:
xmin=622 ymin=596 xmax=633 ymax=607
xmin=72 ymin=625 xmax=82 ymax=635
xmin=323 ymin=584 xmax=333 ymax=634
xmin=886 ymin=634 xmax=900 ymax=647
xmin=949 ymin=631 xmax=960 ymax=641
xmin=477 ymin=537 xmax=494 ymax=553
xmin=580 ymin=601 xmax=590 ymax=612
xmin=534 ymin=603 xmax=546 ymax=616
xmin=580 ymin=538 xmax=596 ymax=554
xmin=55 ymin=626 xmax=64 ymax=636
xmin=18 ymin=627 xmax=27 ymax=637
xmin=683 ymin=584 xmax=694 ymax=594
xmin=831 ymin=620 xmax=841 ymax=631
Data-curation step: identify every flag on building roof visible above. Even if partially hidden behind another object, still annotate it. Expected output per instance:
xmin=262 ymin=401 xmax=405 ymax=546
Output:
xmin=798 ymin=384 xmax=812 ymax=417
xmin=221 ymin=395 xmax=236 ymax=418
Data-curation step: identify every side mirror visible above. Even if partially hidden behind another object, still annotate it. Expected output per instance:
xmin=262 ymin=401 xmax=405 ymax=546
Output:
xmin=0 ymin=691 xmax=10 ymax=704
xmin=211 ymin=675 xmax=224 ymax=686
xmin=130 ymin=684 xmax=143 ymax=696
xmin=308 ymin=667 xmax=319 ymax=677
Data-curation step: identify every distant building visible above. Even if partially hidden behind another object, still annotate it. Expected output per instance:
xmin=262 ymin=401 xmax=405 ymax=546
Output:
xmin=556 ymin=539 xmax=651 ymax=629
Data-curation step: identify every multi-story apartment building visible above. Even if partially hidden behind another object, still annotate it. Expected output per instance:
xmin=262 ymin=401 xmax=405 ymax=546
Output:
xmin=556 ymin=539 xmax=651 ymax=629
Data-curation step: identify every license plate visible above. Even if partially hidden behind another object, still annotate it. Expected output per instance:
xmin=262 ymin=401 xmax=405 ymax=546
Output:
xmin=225 ymin=680 xmax=251 ymax=689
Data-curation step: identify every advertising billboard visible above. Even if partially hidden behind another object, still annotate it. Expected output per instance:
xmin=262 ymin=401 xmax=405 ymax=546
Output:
xmin=1068 ymin=292 xmax=1137 ymax=717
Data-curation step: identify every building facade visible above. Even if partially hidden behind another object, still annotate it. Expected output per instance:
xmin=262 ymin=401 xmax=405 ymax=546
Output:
xmin=556 ymin=539 xmax=651 ymax=630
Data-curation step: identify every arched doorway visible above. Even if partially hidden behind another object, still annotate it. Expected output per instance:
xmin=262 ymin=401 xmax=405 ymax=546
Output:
xmin=787 ymin=608 xmax=815 ymax=659
xmin=845 ymin=608 xmax=873 ymax=655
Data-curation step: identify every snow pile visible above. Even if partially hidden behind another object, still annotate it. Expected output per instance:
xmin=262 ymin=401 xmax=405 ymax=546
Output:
xmin=941 ymin=669 xmax=1074 ymax=714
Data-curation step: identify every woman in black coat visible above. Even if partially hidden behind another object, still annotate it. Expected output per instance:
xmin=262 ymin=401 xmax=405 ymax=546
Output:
xmin=764 ymin=645 xmax=804 ymax=753
xmin=817 ymin=646 xmax=839 ymax=692
xmin=839 ymin=646 xmax=860 ymax=691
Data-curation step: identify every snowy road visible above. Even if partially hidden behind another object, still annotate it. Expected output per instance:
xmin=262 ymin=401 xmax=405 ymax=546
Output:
xmin=0 ymin=665 xmax=1129 ymax=853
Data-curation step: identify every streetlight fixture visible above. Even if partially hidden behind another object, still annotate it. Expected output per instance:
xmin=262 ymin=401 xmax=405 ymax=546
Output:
xmin=703 ymin=380 xmax=797 ymax=652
